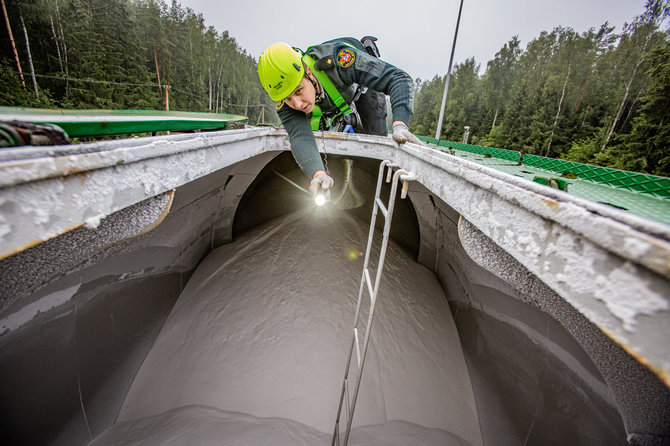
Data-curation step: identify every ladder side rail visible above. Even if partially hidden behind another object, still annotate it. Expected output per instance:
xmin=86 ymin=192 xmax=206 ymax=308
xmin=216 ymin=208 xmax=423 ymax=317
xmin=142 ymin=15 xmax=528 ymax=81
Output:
xmin=352 ymin=160 xmax=392 ymax=326
xmin=355 ymin=161 xmax=397 ymax=311
xmin=341 ymin=169 xmax=407 ymax=446
xmin=370 ymin=169 xmax=410 ymax=303
xmin=331 ymin=334 xmax=356 ymax=445
xmin=331 ymin=160 xmax=393 ymax=446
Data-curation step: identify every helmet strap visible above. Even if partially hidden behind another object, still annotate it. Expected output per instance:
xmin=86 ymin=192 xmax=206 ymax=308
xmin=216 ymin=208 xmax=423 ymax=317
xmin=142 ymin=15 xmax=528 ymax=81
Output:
xmin=306 ymin=69 xmax=323 ymax=101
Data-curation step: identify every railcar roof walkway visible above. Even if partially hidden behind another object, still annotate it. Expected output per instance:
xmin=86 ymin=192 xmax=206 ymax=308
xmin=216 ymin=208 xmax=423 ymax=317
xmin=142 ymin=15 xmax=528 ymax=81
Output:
xmin=417 ymin=136 xmax=670 ymax=227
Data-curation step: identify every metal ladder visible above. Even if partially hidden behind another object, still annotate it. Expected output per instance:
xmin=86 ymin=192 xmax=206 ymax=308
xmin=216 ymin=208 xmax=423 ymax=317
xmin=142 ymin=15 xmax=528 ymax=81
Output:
xmin=331 ymin=160 xmax=416 ymax=446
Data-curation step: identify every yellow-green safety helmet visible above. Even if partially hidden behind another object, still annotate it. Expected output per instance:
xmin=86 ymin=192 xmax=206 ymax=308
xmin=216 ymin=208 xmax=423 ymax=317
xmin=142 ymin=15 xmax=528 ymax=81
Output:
xmin=258 ymin=42 xmax=305 ymax=101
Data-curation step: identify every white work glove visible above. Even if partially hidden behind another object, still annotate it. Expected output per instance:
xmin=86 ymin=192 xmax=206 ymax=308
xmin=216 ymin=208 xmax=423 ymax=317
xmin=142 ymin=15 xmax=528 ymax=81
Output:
xmin=392 ymin=122 xmax=423 ymax=145
xmin=310 ymin=172 xmax=334 ymax=197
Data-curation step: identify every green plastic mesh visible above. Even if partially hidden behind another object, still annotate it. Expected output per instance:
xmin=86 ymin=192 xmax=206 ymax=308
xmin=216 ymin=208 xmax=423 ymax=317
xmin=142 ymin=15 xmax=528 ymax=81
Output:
xmin=415 ymin=136 xmax=670 ymax=226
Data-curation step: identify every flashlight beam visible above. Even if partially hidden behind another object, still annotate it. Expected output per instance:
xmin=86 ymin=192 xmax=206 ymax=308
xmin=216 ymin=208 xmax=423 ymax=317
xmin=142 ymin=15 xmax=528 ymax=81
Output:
xmin=272 ymin=170 xmax=312 ymax=196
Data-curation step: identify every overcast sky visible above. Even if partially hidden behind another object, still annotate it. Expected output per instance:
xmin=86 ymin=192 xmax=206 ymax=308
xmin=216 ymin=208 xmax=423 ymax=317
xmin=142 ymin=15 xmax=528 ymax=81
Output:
xmin=177 ymin=0 xmax=646 ymax=81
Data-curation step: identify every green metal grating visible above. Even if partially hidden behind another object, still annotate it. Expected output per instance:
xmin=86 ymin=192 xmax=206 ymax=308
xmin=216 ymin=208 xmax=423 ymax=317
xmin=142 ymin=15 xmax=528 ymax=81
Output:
xmin=522 ymin=154 xmax=670 ymax=199
xmin=416 ymin=135 xmax=670 ymax=226
xmin=437 ymin=140 xmax=521 ymax=163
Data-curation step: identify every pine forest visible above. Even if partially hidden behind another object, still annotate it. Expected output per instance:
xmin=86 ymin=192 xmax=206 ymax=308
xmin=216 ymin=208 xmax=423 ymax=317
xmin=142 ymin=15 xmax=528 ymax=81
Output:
xmin=0 ymin=0 xmax=272 ymax=123
xmin=1 ymin=0 xmax=669 ymax=176
xmin=412 ymin=1 xmax=670 ymax=176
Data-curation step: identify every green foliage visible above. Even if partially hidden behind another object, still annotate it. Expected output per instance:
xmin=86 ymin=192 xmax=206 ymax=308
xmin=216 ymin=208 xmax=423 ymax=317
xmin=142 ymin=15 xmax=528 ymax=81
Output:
xmin=0 ymin=0 xmax=276 ymax=124
xmin=563 ymin=137 xmax=601 ymax=164
xmin=481 ymin=124 xmax=507 ymax=149
xmin=0 ymin=57 xmax=55 ymax=108
xmin=411 ymin=0 xmax=670 ymax=176
xmin=0 ymin=58 xmax=29 ymax=106
xmin=603 ymin=40 xmax=670 ymax=176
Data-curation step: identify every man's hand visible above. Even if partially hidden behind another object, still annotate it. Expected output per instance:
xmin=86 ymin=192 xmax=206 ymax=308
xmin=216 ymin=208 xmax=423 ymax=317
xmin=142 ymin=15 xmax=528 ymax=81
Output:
xmin=392 ymin=122 xmax=423 ymax=145
xmin=310 ymin=171 xmax=334 ymax=196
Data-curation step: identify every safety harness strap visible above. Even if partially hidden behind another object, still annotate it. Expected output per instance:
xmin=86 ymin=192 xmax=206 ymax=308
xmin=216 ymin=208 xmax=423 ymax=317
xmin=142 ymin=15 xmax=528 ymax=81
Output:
xmin=310 ymin=104 xmax=322 ymax=130
xmin=302 ymin=52 xmax=354 ymax=130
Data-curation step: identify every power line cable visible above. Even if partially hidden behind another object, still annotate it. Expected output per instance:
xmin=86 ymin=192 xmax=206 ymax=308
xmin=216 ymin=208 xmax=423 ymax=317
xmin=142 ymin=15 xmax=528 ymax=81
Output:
xmin=3 ymin=70 xmax=162 ymax=88
xmin=3 ymin=69 xmax=267 ymax=107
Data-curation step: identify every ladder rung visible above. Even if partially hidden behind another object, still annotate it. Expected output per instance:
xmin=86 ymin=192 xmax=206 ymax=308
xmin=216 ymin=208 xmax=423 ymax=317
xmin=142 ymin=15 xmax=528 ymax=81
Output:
xmin=364 ymin=268 xmax=374 ymax=299
xmin=375 ymin=197 xmax=388 ymax=218
xmin=354 ymin=328 xmax=361 ymax=367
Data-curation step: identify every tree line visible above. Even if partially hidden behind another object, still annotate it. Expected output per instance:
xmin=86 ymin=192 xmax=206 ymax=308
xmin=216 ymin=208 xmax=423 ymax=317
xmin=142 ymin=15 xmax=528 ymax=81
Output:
xmin=410 ymin=0 xmax=670 ymax=176
xmin=0 ymin=0 xmax=273 ymax=124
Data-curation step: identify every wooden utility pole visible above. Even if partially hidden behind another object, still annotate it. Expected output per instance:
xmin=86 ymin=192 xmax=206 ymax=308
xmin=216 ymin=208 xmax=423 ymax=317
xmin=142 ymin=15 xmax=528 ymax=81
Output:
xmin=1 ymin=0 xmax=27 ymax=92
xmin=153 ymin=44 xmax=163 ymax=107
